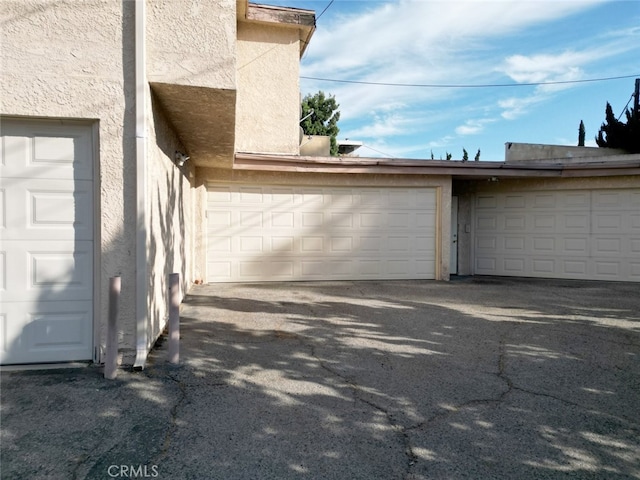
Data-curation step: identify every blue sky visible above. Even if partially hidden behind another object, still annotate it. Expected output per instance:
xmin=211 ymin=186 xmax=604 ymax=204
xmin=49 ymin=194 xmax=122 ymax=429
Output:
xmin=267 ymin=0 xmax=640 ymax=161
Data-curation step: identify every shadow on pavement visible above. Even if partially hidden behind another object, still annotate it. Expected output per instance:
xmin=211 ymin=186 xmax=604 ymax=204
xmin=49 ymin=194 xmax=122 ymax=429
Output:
xmin=2 ymin=278 xmax=639 ymax=479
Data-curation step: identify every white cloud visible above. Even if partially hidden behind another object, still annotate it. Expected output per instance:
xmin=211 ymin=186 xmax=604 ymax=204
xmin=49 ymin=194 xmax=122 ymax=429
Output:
xmin=288 ymin=0 xmax=639 ymax=158
xmin=301 ymin=0 xmax=610 ymax=123
xmin=498 ymin=95 xmax=545 ymax=120
xmin=344 ymin=113 xmax=412 ymax=138
xmin=502 ymin=52 xmax=586 ymax=85
xmin=455 ymin=119 xmax=495 ymax=136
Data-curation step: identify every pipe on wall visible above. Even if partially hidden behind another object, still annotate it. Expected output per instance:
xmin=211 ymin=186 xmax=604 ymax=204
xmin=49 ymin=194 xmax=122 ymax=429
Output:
xmin=133 ymin=0 xmax=149 ymax=370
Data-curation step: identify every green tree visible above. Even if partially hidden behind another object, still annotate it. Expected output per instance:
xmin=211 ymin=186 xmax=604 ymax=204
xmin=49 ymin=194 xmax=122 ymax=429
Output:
xmin=301 ymin=91 xmax=341 ymax=156
xmin=595 ymin=102 xmax=640 ymax=153
xmin=474 ymin=149 xmax=481 ymax=161
xmin=462 ymin=148 xmax=469 ymax=162
xmin=578 ymin=120 xmax=585 ymax=146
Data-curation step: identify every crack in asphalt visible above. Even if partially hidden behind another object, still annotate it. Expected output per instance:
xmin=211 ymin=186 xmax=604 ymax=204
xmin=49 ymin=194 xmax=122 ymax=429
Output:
xmin=305 ymin=340 xmax=418 ymax=476
xmin=152 ymin=370 xmax=188 ymax=465
xmin=153 ymin=301 xmax=639 ymax=478
xmin=405 ymin=332 xmax=514 ymax=435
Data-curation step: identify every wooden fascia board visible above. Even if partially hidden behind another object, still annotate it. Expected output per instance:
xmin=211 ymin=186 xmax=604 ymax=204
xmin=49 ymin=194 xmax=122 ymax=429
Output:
xmin=560 ymin=168 xmax=640 ymax=177
xmin=243 ymin=4 xmax=315 ymax=56
xmin=246 ymin=4 xmax=315 ymax=28
xmin=234 ymin=153 xmax=640 ymax=177
xmin=233 ymin=152 xmax=557 ymax=174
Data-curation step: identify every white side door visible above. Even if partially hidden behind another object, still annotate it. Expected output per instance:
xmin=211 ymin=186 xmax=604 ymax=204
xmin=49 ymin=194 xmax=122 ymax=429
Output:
xmin=450 ymin=196 xmax=458 ymax=275
xmin=0 ymin=120 xmax=94 ymax=364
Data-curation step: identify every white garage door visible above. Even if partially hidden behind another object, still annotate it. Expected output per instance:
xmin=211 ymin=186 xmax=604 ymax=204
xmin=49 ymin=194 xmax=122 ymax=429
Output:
xmin=474 ymin=189 xmax=640 ymax=282
xmin=0 ymin=120 xmax=94 ymax=364
xmin=207 ymin=185 xmax=437 ymax=282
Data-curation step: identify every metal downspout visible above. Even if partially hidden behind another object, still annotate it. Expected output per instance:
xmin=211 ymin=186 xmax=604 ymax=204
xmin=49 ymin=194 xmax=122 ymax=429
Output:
xmin=133 ymin=0 xmax=148 ymax=370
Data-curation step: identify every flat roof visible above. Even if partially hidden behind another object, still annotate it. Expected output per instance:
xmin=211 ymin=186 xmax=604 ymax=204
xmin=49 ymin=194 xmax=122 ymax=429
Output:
xmin=234 ymin=152 xmax=640 ymax=178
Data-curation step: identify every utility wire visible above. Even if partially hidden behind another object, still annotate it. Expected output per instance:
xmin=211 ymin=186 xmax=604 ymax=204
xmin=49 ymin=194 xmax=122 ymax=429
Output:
xmin=300 ymin=73 xmax=640 ymax=89
xmin=617 ymin=93 xmax=634 ymax=120
xmin=302 ymin=0 xmax=334 ymax=60
xmin=359 ymin=144 xmax=395 ymax=158
xmin=317 ymin=0 xmax=334 ymax=21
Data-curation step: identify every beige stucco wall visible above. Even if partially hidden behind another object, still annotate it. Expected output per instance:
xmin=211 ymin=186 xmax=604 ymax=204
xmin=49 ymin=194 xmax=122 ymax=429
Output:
xmin=1 ymin=0 xmax=209 ymax=363
xmin=145 ymin=92 xmax=198 ymax=354
xmin=147 ymin=0 xmax=236 ymax=90
xmin=505 ymin=143 xmax=628 ymax=163
xmin=200 ymin=168 xmax=453 ymax=280
xmin=300 ymin=135 xmax=331 ymax=157
xmin=453 ymin=175 xmax=640 ymax=276
xmin=1 ymin=0 xmax=140 ymax=359
xmin=235 ymin=22 xmax=301 ymax=155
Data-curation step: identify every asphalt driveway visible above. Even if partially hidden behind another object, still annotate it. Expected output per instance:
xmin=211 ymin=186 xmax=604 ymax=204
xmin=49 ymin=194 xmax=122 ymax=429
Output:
xmin=2 ymin=277 xmax=639 ymax=479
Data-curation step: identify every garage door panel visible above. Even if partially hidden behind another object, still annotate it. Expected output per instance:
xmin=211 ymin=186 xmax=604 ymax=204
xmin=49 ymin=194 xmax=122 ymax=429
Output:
xmin=504 ymin=215 xmax=526 ymax=230
xmin=561 ymin=192 xmax=590 ymax=208
xmin=1 ymin=129 xmax=93 ymax=181
xmin=476 ymin=235 xmax=498 ymax=251
xmin=2 ymin=240 xmax=93 ymax=303
xmin=0 ymin=187 xmax=5 ymax=230
xmin=477 ymin=215 xmax=497 ymax=230
xmin=531 ymin=258 xmax=555 ymax=275
xmin=0 ymin=301 xmax=93 ymax=364
xmin=533 ymin=215 xmax=556 ymax=229
xmin=562 ymin=237 xmax=589 ymax=255
xmin=563 ymin=259 xmax=588 ymax=275
xmin=330 ymin=236 xmax=353 ymax=253
xmin=532 ymin=193 xmax=557 ymax=208
xmin=630 ymin=262 xmax=640 ymax=280
xmin=476 ymin=195 xmax=497 ymax=209
xmin=593 ymin=190 xmax=626 ymax=209
xmin=0 ymin=252 xmax=4 ymax=292
xmin=532 ymin=237 xmax=556 ymax=253
xmin=1 ymin=178 xmax=93 ymax=241
xmin=207 ymin=185 xmax=436 ymax=282
xmin=504 ymin=195 xmax=526 ymax=209
xmin=593 ymin=214 xmax=622 ymax=231
xmin=504 ymin=236 xmax=526 ymax=252
xmin=474 ymin=189 xmax=639 ymax=282
xmin=564 ymin=214 xmax=589 ymax=230
xmin=475 ymin=256 xmax=496 ymax=273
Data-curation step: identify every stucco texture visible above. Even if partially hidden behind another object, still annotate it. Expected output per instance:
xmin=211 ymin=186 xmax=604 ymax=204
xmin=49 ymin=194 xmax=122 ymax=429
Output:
xmin=235 ymin=22 xmax=301 ymax=155
xmin=1 ymin=0 xmax=208 ymax=363
xmin=145 ymin=91 xmax=198 ymax=355
xmin=146 ymin=0 xmax=236 ymax=90
xmin=1 ymin=0 xmax=139 ymax=359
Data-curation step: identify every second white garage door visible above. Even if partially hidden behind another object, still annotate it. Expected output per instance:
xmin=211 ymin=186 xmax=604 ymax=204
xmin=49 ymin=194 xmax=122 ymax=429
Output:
xmin=207 ymin=185 xmax=437 ymax=282
xmin=474 ymin=189 xmax=640 ymax=282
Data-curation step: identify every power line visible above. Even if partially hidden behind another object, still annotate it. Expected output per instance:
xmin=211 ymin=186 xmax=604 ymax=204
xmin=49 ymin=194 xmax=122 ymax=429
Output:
xmin=300 ymin=73 xmax=640 ymax=89
xmin=316 ymin=0 xmax=334 ymax=21
xmin=359 ymin=144 xmax=395 ymax=158
xmin=617 ymin=93 xmax=634 ymax=121
xmin=302 ymin=1 xmax=334 ymax=60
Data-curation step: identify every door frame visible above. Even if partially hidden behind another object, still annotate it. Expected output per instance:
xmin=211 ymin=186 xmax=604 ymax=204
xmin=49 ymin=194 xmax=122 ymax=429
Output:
xmin=450 ymin=195 xmax=458 ymax=275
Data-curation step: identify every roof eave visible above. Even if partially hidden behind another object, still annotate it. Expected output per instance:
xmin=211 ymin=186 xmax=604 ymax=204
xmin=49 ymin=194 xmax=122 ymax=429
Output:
xmin=239 ymin=2 xmax=316 ymax=57
xmin=234 ymin=152 xmax=640 ymax=178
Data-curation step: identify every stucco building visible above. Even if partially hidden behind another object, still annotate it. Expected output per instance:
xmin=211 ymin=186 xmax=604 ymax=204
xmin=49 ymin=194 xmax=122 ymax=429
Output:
xmin=1 ymin=1 xmax=639 ymax=367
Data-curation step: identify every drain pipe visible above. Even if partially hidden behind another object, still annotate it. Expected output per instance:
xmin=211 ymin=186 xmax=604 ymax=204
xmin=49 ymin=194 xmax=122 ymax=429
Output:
xmin=133 ymin=0 xmax=149 ymax=370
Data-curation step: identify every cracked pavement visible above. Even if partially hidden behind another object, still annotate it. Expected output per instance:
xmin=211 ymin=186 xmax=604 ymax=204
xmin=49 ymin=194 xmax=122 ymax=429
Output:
xmin=2 ymin=277 xmax=640 ymax=479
